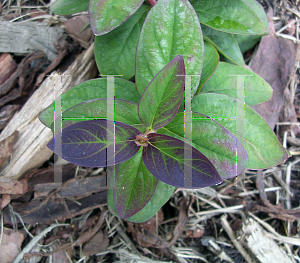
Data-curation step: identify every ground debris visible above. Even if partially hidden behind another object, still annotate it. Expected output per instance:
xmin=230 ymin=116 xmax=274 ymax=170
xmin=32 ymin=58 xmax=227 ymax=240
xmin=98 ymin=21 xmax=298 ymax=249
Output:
xmin=0 ymin=227 xmax=25 ymax=263
xmin=240 ymin=218 xmax=293 ymax=263
xmin=0 ymin=130 xmax=18 ymax=166
xmin=251 ymin=7 xmax=298 ymax=130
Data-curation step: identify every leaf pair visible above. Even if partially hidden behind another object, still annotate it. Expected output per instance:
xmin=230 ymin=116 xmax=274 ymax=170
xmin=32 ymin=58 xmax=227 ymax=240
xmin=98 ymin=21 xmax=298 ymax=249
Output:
xmin=46 ymin=55 xmax=224 ymax=218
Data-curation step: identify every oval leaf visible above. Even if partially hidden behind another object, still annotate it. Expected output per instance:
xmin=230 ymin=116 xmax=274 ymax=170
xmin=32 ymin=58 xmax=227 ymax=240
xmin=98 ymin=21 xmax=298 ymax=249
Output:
xmin=138 ymin=55 xmax=185 ymax=130
xmin=190 ymin=0 xmax=267 ymax=35
xmin=197 ymin=41 xmax=219 ymax=92
xmin=113 ymin=148 xmax=158 ymax=219
xmin=50 ymin=0 xmax=89 ymax=15
xmin=108 ymin=177 xmax=174 ymax=223
xmin=192 ymin=93 xmax=290 ymax=169
xmin=47 ymin=120 xmax=140 ymax=167
xmin=39 ymin=78 xmax=140 ymax=128
xmin=89 ymin=0 xmax=144 ymax=35
xmin=159 ymin=112 xmax=248 ymax=179
xmin=198 ymin=62 xmax=273 ymax=106
xmin=143 ymin=133 xmax=222 ymax=188
xmin=202 ymin=25 xmax=244 ymax=66
xmin=94 ymin=5 xmax=149 ymax=79
xmin=136 ymin=0 xmax=203 ymax=96
xmin=60 ymin=98 xmax=144 ymax=131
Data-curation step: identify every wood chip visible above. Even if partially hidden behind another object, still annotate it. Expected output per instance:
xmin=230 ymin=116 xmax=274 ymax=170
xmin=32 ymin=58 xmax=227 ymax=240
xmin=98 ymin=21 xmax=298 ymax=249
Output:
xmin=0 ymin=130 xmax=18 ymax=166
xmin=241 ymin=218 xmax=293 ymax=263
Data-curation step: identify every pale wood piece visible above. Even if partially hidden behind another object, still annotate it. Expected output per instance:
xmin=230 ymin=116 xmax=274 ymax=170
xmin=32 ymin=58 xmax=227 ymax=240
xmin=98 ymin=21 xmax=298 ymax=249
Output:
xmin=0 ymin=43 xmax=97 ymax=179
xmin=241 ymin=218 xmax=293 ymax=263
xmin=0 ymin=21 xmax=66 ymax=61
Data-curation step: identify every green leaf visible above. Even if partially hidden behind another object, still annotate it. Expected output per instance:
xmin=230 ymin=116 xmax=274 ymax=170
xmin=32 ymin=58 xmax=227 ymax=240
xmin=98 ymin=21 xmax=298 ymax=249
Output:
xmin=158 ymin=112 xmax=248 ymax=179
xmin=197 ymin=41 xmax=219 ymax=92
xmin=39 ymin=78 xmax=140 ymax=128
xmin=89 ymin=0 xmax=144 ymax=35
xmin=234 ymin=34 xmax=262 ymax=54
xmin=234 ymin=0 xmax=269 ymax=53
xmin=136 ymin=0 xmax=204 ymax=96
xmin=190 ymin=0 xmax=267 ymax=35
xmin=198 ymin=62 xmax=273 ymax=105
xmin=241 ymin=0 xmax=268 ymax=31
xmin=50 ymin=0 xmax=89 ymax=15
xmin=60 ymin=99 xmax=144 ymax=131
xmin=113 ymin=148 xmax=158 ymax=219
xmin=202 ymin=25 xmax=244 ymax=66
xmin=108 ymin=177 xmax=175 ymax=223
xmin=95 ymin=5 xmax=149 ymax=79
xmin=192 ymin=93 xmax=290 ymax=169
xmin=138 ymin=55 xmax=185 ymax=131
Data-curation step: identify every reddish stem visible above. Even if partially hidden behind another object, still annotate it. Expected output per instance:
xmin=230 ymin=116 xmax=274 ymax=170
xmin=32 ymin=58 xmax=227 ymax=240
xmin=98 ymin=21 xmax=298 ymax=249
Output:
xmin=147 ymin=0 xmax=156 ymax=6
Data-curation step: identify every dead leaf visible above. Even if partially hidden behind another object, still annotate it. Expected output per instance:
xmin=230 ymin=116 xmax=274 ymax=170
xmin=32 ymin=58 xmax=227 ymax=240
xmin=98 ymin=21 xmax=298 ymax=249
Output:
xmin=0 ymin=1 xmax=2 ymax=14
xmin=0 ymin=130 xmax=19 ymax=166
xmin=65 ymin=15 xmax=93 ymax=49
xmin=0 ymin=52 xmax=46 ymax=107
xmin=52 ymin=243 xmax=72 ymax=263
xmin=251 ymin=8 xmax=298 ymax=130
xmin=34 ymin=38 xmax=71 ymax=87
xmin=0 ymin=228 xmax=25 ymax=263
xmin=83 ymin=231 xmax=109 ymax=256
xmin=0 ymin=194 xmax=11 ymax=209
xmin=0 ymin=54 xmax=17 ymax=86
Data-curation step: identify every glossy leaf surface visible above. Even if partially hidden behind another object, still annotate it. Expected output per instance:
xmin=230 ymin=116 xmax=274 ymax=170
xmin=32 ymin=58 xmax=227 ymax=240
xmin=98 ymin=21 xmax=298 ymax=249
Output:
xmin=136 ymin=0 xmax=203 ymax=96
xmin=113 ymin=148 xmax=158 ymax=219
xmin=202 ymin=25 xmax=244 ymax=66
xmin=197 ymin=41 xmax=219 ymax=92
xmin=89 ymin=0 xmax=144 ymax=35
xmin=39 ymin=78 xmax=140 ymax=128
xmin=95 ymin=5 xmax=149 ymax=79
xmin=143 ymin=133 xmax=222 ymax=188
xmin=234 ymin=0 xmax=269 ymax=52
xmin=47 ymin=120 xmax=140 ymax=167
xmin=108 ymin=177 xmax=174 ymax=223
xmin=138 ymin=55 xmax=185 ymax=130
xmin=159 ymin=112 xmax=248 ymax=179
xmin=190 ymin=0 xmax=267 ymax=35
xmin=199 ymin=62 xmax=273 ymax=106
xmin=192 ymin=93 xmax=290 ymax=169
xmin=60 ymin=99 xmax=144 ymax=131
xmin=50 ymin=0 xmax=89 ymax=15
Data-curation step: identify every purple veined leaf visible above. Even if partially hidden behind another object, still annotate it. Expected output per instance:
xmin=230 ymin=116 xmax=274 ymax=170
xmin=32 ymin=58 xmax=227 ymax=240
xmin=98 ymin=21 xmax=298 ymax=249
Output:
xmin=143 ymin=133 xmax=222 ymax=188
xmin=159 ymin=112 xmax=248 ymax=180
xmin=89 ymin=0 xmax=144 ymax=35
xmin=138 ymin=55 xmax=185 ymax=131
xmin=113 ymin=147 xmax=158 ymax=219
xmin=47 ymin=120 xmax=141 ymax=167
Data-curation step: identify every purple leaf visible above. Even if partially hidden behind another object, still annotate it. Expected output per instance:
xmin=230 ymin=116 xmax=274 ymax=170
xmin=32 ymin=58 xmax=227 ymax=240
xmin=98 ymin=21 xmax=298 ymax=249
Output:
xmin=47 ymin=120 xmax=141 ymax=167
xmin=143 ymin=133 xmax=222 ymax=188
